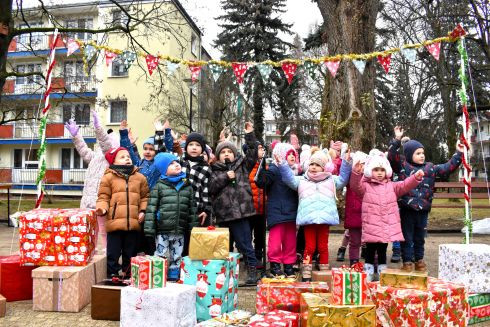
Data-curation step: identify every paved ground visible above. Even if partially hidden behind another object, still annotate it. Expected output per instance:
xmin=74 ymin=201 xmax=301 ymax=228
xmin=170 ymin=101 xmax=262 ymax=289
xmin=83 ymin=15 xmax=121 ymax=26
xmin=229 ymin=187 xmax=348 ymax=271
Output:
xmin=1 ymin=223 xmax=489 ymax=326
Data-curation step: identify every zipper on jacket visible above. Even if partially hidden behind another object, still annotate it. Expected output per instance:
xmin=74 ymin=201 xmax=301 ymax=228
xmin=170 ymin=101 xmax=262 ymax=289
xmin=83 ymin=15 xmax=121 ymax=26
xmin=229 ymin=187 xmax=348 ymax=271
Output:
xmin=112 ymin=203 xmax=117 ymax=220
xmin=176 ymin=188 xmax=180 ymax=231
xmin=126 ymin=176 xmax=130 ymax=231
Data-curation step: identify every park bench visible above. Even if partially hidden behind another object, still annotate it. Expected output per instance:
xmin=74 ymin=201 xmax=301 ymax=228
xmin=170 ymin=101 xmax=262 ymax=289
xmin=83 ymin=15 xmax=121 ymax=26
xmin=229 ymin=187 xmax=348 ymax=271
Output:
xmin=433 ymin=182 xmax=490 ymax=209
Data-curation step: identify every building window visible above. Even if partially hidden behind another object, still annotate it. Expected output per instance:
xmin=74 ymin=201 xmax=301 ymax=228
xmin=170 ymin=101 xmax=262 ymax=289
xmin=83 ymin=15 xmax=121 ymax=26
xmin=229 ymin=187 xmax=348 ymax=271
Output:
xmin=15 ymin=64 xmax=42 ymax=85
xmin=110 ymin=100 xmax=127 ymax=123
xmin=62 ymin=103 xmax=90 ymax=125
xmin=61 ymin=148 xmax=88 ymax=169
xmin=65 ymin=18 xmax=93 ymax=40
xmin=13 ymin=149 xmax=38 ymax=169
xmin=112 ymin=10 xmax=129 ymax=26
xmin=112 ymin=57 xmax=128 ymax=77
xmin=64 ymin=61 xmax=90 ymax=82
xmin=191 ymin=34 xmax=199 ymax=57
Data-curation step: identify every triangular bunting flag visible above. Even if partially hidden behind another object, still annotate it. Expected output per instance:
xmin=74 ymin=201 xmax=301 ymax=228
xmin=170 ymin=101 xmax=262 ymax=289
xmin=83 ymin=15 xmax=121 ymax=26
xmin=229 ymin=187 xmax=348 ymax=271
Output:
xmin=84 ymin=45 xmax=96 ymax=61
xmin=166 ymin=61 xmax=180 ymax=75
xmin=324 ymin=60 xmax=340 ymax=77
xmin=377 ymin=54 xmax=392 ymax=73
xmin=352 ymin=60 xmax=366 ymax=74
xmin=281 ymin=62 xmax=297 ymax=84
xmin=450 ymin=24 xmax=466 ymax=39
xmin=401 ymin=48 xmax=417 ymax=63
xmin=303 ymin=61 xmax=318 ymax=79
xmin=105 ymin=51 xmax=117 ymax=67
xmin=66 ymin=39 xmax=79 ymax=57
xmin=257 ymin=63 xmax=273 ymax=83
xmin=208 ymin=63 xmax=224 ymax=82
xmin=145 ymin=54 xmax=159 ymax=76
xmin=189 ymin=65 xmax=202 ymax=83
xmin=426 ymin=42 xmax=441 ymax=61
xmin=232 ymin=62 xmax=248 ymax=84
xmin=121 ymin=51 xmax=136 ymax=70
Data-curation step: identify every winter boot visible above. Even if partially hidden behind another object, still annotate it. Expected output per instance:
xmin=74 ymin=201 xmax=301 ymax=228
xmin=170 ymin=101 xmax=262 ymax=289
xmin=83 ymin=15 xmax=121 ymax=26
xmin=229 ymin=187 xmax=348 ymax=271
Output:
xmin=318 ymin=264 xmax=330 ymax=271
xmin=302 ymin=264 xmax=313 ymax=282
xmin=415 ymin=260 xmax=427 ymax=272
xmin=336 ymin=246 xmax=346 ymax=262
xmin=283 ymin=264 xmax=296 ymax=278
xmin=364 ymin=263 xmax=375 ymax=282
xmin=350 ymin=259 xmax=359 ymax=266
xmin=269 ymin=262 xmax=284 ymax=277
xmin=245 ymin=266 xmax=259 ymax=286
xmin=401 ymin=262 xmax=414 ymax=272
xmin=391 ymin=246 xmax=401 ymax=263
xmin=375 ymin=264 xmax=387 ymax=282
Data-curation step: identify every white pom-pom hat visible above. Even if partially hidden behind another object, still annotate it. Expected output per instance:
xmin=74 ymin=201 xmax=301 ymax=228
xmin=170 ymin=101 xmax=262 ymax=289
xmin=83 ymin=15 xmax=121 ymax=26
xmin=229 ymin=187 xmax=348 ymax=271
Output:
xmin=364 ymin=151 xmax=392 ymax=179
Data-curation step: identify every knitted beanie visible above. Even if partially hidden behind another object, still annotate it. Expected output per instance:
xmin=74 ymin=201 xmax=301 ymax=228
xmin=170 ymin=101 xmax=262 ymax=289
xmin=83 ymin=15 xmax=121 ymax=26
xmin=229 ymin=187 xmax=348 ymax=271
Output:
xmin=105 ymin=147 xmax=128 ymax=165
xmin=154 ymin=152 xmax=179 ymax=176
xmin=309 ymin=150 xmax=334 ymax=173
xmin=143 ymin=137 xmax=154 ymax=146
xmin=272 ymin=143 xmax=295 ymax=162
xmin=403 ymin=140 xmax=424 ymax=164
xmin=215 ymin=140 xmax=238 ymax=157
xmin=364 ymin=152 xmax=392 ymax=178
xmin=185 ymin=132 xmax=206 ymax=153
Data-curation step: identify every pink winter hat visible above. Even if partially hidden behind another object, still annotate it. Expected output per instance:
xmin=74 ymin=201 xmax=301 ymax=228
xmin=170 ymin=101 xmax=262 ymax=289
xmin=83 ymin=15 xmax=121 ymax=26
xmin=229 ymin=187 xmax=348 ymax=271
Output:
xmin=364 ymin=151 xmax=392 ymax=179
xmin=273 ymin=143 xmax=295 ymax=162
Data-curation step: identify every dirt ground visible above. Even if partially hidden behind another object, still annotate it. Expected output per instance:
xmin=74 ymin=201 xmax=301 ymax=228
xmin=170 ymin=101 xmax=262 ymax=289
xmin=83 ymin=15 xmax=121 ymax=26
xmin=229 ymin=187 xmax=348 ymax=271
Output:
xmin=1 ymin=223 xmax=489 ymax=327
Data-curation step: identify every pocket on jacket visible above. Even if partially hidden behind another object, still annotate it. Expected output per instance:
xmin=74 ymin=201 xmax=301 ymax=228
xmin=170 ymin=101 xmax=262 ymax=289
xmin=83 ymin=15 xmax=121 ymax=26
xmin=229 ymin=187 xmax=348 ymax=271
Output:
xmin=111 ymin=203 xmax=117 ymax=220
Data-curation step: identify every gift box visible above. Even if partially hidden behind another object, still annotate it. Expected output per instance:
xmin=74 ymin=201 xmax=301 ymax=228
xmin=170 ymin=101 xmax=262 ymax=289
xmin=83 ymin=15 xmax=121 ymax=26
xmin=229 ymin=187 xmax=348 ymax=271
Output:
xmin=248 ymin=310 xmax=300 ymax=327
xmin=89 ymin=254 xmax=106 ymax=284
xmin=196 ymin=310 xmax=252 ymax=326
xmin=311 ymin=270 xmax=332 ymax=284
xmin=19 ymin=208 xmax=97 ymax=266
xmin=32 ymin=263 xmax=95 ymax=312
xmin=255 ymin=279 xmax=330 ymax=315
xmin=189 ymin=227 xmax=230 ymax=260
xmin=131 ymin=255 xmax=167 ymax=290
xmin=331 ymin=267 xmax=368 ymax=305
xmin=0 ymin=255 xmax=36 ymax=301
xmin=468 ymin=293 xmax=490 ymax=325
xmin=380 ymin=268 xmax=428 ymax=290
xmin=0 ymin=294 xmax=5 ymax=318
xmin=369 ymin=277 xmax=469 ymax=327
xmin=91 ymin=282 xmax=128 ymax=320
xmin=179 ymin=253 xmax=240 ymax=322
xmin=439 ymin=243 xmax=490 ymax=293
xmin=300 ymin=293 xmax=375 ymax=327
xmin=120 ymin=283 xmax=196 ymax=327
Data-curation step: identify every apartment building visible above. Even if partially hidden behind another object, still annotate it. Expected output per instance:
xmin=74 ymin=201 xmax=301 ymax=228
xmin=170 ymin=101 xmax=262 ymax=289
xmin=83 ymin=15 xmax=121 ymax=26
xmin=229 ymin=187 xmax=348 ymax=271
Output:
xmin=264 ymin=119 xmax=319 ymax=146
xmin=0 ymin=0 xmax=204 ymax=195
xmin=470 ymin=112 xmax=490 ymax=181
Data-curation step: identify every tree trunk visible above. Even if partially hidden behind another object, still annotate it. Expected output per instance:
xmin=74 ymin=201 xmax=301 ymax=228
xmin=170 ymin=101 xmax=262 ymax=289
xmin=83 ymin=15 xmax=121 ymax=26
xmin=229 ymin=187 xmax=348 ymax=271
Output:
xmin=0 ymin=0 xmax=13 ymax=102
xmin=316 ymin=0 xmax=379 ymax=151
xmin=253 ymin=75 xmax=264 ymax=142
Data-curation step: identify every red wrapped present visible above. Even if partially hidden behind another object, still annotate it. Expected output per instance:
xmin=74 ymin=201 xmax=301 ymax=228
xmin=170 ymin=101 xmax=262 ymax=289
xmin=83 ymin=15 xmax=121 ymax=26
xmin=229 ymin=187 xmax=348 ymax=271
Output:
xmin=369 ymin=277 xmax=469 ymax=327
xmin=248 ymin=310 xmax=299 ymax=327
xmin=255 ymin=278 xmax=330 ymax=315
xmin=130 ymin=256 xmax=152 ymax=290
xmin=331 ymin=263 xmax=368 ymax=305
xmin=0 ymin=255 xmax=36 ymax=301
xmin=19 ymin=208 xmax=97 ymax=266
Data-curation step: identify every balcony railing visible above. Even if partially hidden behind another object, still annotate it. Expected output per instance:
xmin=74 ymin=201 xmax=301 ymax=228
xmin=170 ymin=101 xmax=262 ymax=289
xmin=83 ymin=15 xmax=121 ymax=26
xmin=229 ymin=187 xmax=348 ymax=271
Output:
xmin=472 ymin=132 xmax=490 ymax=143
xmin=8 ymin=34 xmax=66 ymax=52
xmin=9 ymin=168 xmax=86 ymax=184
xmin=3 ymin=76 xmax=96 ymax=95
xmin=13 ymin=123 xmax=95 ymax=139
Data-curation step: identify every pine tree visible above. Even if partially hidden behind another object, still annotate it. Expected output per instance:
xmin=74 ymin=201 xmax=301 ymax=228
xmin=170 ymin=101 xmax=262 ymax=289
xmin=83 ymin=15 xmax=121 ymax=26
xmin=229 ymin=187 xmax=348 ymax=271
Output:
xmin=214 ymin=0 xmax=293 ymax=141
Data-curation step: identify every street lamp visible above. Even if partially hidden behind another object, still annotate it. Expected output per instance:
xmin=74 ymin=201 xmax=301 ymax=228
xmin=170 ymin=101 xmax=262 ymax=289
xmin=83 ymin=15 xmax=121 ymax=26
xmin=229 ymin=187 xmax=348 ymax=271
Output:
xmin=183 ymin=78 xmax=194 ymax=132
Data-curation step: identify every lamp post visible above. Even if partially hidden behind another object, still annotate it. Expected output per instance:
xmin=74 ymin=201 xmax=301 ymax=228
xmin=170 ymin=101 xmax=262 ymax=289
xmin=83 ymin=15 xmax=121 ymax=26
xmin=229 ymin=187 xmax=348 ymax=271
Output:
xmin=183 ymin=78 xmax=193 ymax=132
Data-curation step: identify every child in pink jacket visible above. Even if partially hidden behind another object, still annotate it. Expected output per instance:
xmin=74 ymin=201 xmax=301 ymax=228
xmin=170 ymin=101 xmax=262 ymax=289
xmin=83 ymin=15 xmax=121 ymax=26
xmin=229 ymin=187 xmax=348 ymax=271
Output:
xmin=350 ymin=151 xmax=423 ymax=281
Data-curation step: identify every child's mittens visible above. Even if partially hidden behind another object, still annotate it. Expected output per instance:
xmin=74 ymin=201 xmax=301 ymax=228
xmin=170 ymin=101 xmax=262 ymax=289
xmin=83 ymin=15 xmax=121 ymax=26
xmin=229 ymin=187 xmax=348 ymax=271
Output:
xmin=414 ymin=170 xmax=424 ymax=180
xmin=64 ymin=119 xmax=79 ymax=137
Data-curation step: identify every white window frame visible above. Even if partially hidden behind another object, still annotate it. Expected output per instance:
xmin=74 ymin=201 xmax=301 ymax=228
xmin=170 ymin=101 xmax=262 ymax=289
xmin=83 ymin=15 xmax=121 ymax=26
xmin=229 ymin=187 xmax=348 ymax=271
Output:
xmin=61 ymin=148 xmax=87 ymax=169
xmin=65 ymin=18 xmax=93 ymax=41
xmin=13 ymin=148 xmax=39 ymax=169
xmin=112 ymin=10 xmax=129 ymax=27
xmin=109 ymin=100 xmax=127 ymax=124
xmin=62 ymin=103 xmax=91 ymax=125
xmin=111 ymin=56 xmax=129 ymax=77
xmin=15 ymin=63 xmax=42 ymax=85
xmin=191 ymin=33 xmax=199 ymax=57
xmin=17 ymin=22 xmax=43 ymax=50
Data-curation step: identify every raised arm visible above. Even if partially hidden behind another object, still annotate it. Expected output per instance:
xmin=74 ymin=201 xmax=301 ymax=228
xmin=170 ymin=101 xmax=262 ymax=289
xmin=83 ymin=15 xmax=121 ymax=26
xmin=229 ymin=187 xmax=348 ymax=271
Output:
xmin=120 ymin=127 xmax=141 ymax=166
xmin=387 ymin=126 xmax=405 ymax=174
xmin=278 ymin=161 xmax=300 ymax=190
xmin=243 ymin=122 xmax=259 ymax=172
xmin=333 ymin=159 xmax=352 ymax=189
xmin=92 ymin=110 xmax=113 ymax=154
xmin=66 ymin=119 xmax=95 ymax=164
xmin=434 ymin=143 xmax=463 ymax=177
xmin=394 ymin=171 xmax=423 ymax=197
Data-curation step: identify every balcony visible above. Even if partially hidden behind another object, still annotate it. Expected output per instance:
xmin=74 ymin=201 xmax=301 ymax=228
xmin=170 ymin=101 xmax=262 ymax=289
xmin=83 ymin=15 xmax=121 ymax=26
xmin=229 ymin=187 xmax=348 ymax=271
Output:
xmin=3 ymin=168 xmax=86 ymax=184
xmin=11 ymin=123 xmax=95 ymax=139
xmin=2 ymin=76 xmax=96 ymax=96
xmin=8 ymin=34 xmax=66 ymax=53
xmin=472 ymin=132 xmax=490 ymax=143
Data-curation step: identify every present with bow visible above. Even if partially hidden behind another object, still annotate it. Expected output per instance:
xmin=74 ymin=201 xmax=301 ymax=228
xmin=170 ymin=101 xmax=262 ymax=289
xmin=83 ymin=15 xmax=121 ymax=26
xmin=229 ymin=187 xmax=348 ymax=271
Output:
xmin=331 ymin=262 xmax=368 ymax=305
xmin=189 ymin=226 xmax=230 ymax=260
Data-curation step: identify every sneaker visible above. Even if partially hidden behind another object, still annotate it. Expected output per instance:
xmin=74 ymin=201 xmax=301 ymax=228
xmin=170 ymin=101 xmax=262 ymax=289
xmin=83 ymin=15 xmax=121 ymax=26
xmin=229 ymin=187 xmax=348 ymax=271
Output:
xmin=415 ymin=260 xmax=427 ymax=272
xmin=302 ymin=263 xmax=313 ymax=282
xmin=283 ymin=264 xmax=295 ymax=278
xmin=401 ymin=262 xmax=414 ymax=272
xmin=269 ymin=262 xmax=284 ymax=277
xmin=336 ymin=247 xmax=346 ymax=262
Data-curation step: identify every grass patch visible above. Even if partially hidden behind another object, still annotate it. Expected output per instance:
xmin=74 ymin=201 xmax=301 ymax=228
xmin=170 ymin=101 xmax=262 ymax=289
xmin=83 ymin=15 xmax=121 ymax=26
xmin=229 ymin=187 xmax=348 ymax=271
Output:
xmin=0 ymin=198 xmax=81 ymax=216
xmin=430 ymin=199 xmax=490 ymax=221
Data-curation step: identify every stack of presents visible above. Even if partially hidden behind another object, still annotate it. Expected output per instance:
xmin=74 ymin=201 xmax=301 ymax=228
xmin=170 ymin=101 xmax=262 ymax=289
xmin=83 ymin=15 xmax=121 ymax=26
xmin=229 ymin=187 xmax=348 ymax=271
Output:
xmin=0 ymin=208 xmax=489 ymax=327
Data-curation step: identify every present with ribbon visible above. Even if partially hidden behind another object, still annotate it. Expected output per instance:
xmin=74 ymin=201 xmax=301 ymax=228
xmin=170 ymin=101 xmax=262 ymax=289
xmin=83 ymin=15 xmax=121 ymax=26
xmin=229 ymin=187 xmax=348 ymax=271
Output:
xmin=300 ymin=292 xmax=376 ymax=327
xmin=19 ymin=208 xmax=97 ymax=266
xmin=121 ymin=283 xmax=196 ymax=326
xmin=179 ymin=253 xmax=240 ymax=322
xmin=89 ymin=254 xmax=107 ymax=284
xmin=196 ymin=310 xmax=252 ymax=326
xmin=469 ymin=293 xmax=490 ymax=325
xmin=369 ymin=277 xmax=469 ymax=327
xmin=248 ymin=309 xmax=300 ymax=327
xmin=189 ymin=226 xmax=230 ymax=260
xmin=130 ymin=255 xmax=167 ymax=290
xmin=331 ymin=263 xmax=368 ymax=305
xmin=32 ymin=264 xmax=95 ymax=312
xmin=380 ymin=268 xmax=428 ymax=290
xmin=256 ymin=278 xmax=330 ymax=315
